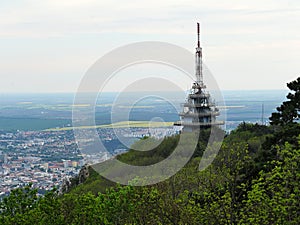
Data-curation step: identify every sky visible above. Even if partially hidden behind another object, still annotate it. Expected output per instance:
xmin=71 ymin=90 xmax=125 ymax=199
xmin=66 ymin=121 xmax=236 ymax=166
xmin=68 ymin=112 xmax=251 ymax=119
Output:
xmin=0 ymin=0 xmax=299 ymax=93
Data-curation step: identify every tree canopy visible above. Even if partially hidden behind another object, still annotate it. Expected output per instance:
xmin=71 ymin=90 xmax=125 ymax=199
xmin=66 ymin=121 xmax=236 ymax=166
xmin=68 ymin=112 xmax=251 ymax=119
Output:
xmin=270 ymin=77 xmax=300 ymax=125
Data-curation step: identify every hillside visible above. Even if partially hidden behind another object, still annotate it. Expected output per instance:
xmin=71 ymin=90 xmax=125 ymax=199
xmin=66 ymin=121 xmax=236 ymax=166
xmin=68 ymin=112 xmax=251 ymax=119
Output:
xmin=0 ymin=77 xmax=299 ymax=224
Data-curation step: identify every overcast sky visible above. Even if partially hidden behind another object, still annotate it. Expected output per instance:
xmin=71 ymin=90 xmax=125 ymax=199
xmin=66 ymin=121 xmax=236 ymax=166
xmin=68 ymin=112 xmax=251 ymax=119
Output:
xmin=0 ymin=0 xmax=299 ymax=92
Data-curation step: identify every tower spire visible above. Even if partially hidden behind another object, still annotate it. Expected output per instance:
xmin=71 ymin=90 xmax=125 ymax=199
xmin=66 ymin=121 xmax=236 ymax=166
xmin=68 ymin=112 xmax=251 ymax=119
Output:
xmin=197 ymin=22 xmax=200 ymax=48
xmin=195 ymin=22 xmax=203 ymax=86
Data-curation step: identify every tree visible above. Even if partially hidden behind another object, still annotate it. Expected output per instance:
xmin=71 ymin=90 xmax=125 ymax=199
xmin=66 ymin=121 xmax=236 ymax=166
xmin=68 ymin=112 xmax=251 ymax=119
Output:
xmin=240 ymin=141 xmax=300 ymax=224
xmin=0 ymin=184 xmax=38 ymax=217
xmin=270 ymin=77 xmax=300 ymax=125
xmin=261 ymin=77 xmax=300 ymax=163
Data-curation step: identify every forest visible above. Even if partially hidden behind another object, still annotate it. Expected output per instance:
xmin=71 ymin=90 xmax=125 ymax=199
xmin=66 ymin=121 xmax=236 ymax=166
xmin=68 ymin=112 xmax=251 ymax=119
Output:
xmin=0 ymin=77 xmax=299 ymax=224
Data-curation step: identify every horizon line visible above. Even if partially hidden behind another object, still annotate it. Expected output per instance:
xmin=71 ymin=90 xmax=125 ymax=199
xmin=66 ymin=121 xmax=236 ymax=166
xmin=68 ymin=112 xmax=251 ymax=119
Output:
xmin=0 ymin=89 xmax=289 ymax=95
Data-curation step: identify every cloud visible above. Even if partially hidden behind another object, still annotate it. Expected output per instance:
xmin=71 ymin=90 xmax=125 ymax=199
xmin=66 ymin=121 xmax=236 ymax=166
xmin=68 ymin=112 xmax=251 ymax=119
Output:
xmin=0 ymin=0 xmax=299 ymax=92
xmin=0 ymin=0 xmax=299 ymax=38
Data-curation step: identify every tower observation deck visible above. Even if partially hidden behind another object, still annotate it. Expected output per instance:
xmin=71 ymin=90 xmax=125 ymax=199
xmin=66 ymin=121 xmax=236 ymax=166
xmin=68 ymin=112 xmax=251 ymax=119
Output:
xmin=174 ymin=23 xmax=224 ymax=132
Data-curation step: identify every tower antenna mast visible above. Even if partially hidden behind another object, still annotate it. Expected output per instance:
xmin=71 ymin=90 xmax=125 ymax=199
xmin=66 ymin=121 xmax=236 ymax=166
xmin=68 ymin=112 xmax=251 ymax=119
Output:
xmin=197 ymin=22 xmax=200 ymax=48
xmin=195 ymin=23 xmax=203 ymax=87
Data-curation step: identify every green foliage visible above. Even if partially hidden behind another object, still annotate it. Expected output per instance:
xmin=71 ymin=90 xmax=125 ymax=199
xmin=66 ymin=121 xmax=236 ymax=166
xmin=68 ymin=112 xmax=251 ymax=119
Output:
xmin=67 ymin=166 xmax=115 ymax=195
xmin=117 ymin=135 xmax=180 ymax=166
xmin=258 ymin=77 xmax=300 ymax=169
xmin=1 ymin=128 xmax=299 ymax=224
xmin=0 ymin=186 xmax=64 ymax=225
xmin=0 ymin=184 xmax=38 ymax=217
xmin=234 ymin=122 xmax=273 ymax=136
xmin=270 ymin=77 xmax=300 ymax=125
xmin=240 ymin=142 xmax=300 ymax=224
xmin=116 ymin=128 xmax=221 ymax=167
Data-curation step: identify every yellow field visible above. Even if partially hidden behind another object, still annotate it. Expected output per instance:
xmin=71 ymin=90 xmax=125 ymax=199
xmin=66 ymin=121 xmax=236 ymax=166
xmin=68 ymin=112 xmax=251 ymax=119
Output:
xmin=45 ymin=121 xmax=174 ymax=131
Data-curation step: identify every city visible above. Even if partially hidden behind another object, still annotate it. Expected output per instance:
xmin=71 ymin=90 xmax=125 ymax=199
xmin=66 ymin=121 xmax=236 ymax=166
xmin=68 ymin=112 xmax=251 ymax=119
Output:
xmin=0 ymin=126 xmax=177 ymax=196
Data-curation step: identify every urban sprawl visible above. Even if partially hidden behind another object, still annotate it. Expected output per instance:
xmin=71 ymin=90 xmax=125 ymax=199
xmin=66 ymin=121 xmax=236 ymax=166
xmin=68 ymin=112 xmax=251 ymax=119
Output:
xmin=0 ymin=127 xmax=178 ymax=196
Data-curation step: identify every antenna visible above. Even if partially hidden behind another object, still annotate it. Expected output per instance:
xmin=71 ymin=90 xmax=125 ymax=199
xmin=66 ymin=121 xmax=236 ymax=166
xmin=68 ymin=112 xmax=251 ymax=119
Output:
xmin=197 ymin=22 xmax=200 ymax=48
xmin=195 ymin=22 xmax=203 ymax=86
xmin=261 ymin=103 xmax=265 ymax=125
xmin=261 ymin=103 xmax=264 ymax=125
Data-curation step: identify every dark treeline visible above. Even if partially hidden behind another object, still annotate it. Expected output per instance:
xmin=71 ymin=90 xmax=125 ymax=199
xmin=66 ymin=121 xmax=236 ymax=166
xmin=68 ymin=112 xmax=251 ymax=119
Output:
xmin=0 ymin=77 xmax=299 ymax=224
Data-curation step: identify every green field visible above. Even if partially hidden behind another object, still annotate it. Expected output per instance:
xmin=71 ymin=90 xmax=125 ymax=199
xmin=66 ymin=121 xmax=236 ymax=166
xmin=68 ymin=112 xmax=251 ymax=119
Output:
xmin=0 ymin=117 xmax=71 ymax=131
